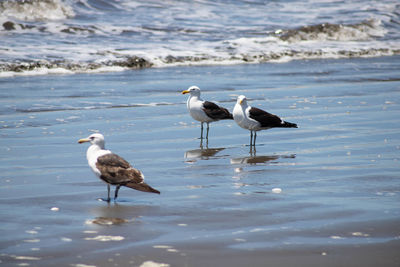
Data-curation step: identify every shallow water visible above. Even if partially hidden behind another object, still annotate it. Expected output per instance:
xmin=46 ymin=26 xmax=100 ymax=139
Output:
xmin=0 ymin=56 xmax=400 ymax=266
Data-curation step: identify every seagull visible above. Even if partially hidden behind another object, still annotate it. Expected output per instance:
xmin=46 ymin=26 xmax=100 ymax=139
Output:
xmin=233 ymin=95 xmax=297 ymax=146
xmin=181 ymin=86 xmax=233 ymax=139
xmin=78 ymin=133 xmax=160 ymax=202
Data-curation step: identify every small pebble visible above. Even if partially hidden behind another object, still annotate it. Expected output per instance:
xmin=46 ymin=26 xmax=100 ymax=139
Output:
xmin=272 ymin=188 xmax=282 ymax=194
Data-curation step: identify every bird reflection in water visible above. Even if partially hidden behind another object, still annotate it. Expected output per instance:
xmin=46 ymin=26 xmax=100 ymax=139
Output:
xmin=184 ymin=139 xmax=225 ymax=162
xmin=87 ymin=203 xmax=153 ymax=226
xmin=231 ymin=147 xmax=296 ymax=165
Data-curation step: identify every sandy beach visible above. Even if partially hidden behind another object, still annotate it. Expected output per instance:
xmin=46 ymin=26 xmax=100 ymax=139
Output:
xmin=1 ymin=56 xmax=400 ymax=266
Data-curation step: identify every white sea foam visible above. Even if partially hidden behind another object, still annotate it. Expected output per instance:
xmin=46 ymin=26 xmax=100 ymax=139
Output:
xmin=139 ymin=261 xmax=170 ymax=267
xmin=71 ymin=264 xmax=97 ymax=267
xmin=11 ymin=255 xmax=41 ymax=260
xmin=0 ymin=0 xmax=75 ymax=22
xmin=84 ymin=235 xmax=124 ymax=241
xmin=0 ymin=0 xmax=399 ymax=77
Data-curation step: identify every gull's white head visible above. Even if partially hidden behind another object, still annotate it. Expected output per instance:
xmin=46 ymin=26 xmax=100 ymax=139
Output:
xmin=237 ymin=95 xmax=248 ymax=106
xmin=181 ymin=86 xmax=201 ymax=96
xmin=78 ymin=133 xmax=105 ymax=149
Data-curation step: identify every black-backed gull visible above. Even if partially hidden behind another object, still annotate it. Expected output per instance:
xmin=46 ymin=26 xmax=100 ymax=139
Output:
xmin=233 ymin=95 xmax=297 ymax=146
xmin=182 ymin=86 xmax=233 ymax=139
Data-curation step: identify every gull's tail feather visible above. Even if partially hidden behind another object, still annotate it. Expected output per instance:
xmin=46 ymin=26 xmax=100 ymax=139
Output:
xmin=125 ymin=182 xmax=160 ymax=194
xmin=281 ymin=121 xmax=298 ymax=128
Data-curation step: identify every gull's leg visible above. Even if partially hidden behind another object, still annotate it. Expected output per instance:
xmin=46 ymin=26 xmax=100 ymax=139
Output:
xmin=253 ymin=132 xmax=257 ymax=146
xmin=250 ymin=143 xmax=256 ymax=156
xmin=106 ymin=184 xmax=111 ymax=202
xmin=250 ymin=131 xmax=253 ymax=147
xmin=206 ymin=122 xmax=210 ymax=139
xmin=114 ymin=185 xmax=121 ymax=202
xmin=200 ymin=122 xmax=204 ymax=139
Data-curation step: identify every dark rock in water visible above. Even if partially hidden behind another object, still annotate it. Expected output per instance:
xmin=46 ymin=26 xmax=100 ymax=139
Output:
xmin=279 ymin=23 xmax=343 ymax=41
xmin=87 ymin=63 xmax=102 ymax=70
xmin=125 ymin=56 xmax=153 ymax=68
xmin=3 ymin=21 xmax=16 ymax=31
xmin=163 ymin=55 xmax=209 ymax=64
xmin=2 ymin=21 xmax=37 ymax=31
xmin=60 ymin=26 xmax=95 ymax=34
xmin=19 ymin=23 xmax=35 ymax=30
xmin=114 ymin=56 xmax=153 ymax=69
xmin=164 ymin=55 xmax=178 ymax=63
xmin=277 ymin=20 xmax=379 ymax=43
xmin=0 ymin=56 xmax=154 ymax=74
xmin=61 ymin=28 xmax=77 ymax=34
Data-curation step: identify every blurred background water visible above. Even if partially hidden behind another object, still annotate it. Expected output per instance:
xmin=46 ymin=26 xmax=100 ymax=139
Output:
xmin=0 ymin=0 xmax=399 ymax=76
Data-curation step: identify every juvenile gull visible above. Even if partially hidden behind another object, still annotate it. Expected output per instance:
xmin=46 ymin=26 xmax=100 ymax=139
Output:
xmin=233 ymin=95 xmax=297 ymax=146
xmin=181 ymin=86 xmax=233 ymax=139
xmin=78 ymin=133 xmax=160 ymax=202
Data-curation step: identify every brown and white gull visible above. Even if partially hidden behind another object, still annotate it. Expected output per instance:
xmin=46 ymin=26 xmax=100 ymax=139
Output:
xmin=78 ymin=133 xmax=160 ymax=202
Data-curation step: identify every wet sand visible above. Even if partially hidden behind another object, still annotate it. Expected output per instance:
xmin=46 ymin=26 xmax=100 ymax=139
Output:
xmin=1 ymin=56 xmax=400 ymax=266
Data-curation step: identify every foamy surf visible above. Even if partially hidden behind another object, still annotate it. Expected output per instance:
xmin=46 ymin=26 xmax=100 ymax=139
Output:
xmin=0 ymin=0 xmax=75 ymax=22
xmin=0 ymin=0 xmax=399 ymax=77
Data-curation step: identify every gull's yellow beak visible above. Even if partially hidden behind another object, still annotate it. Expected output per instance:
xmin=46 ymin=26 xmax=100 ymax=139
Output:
xmin=239 ymin=99 xmax=243 ymax=104
xmin=78 ymin=138 xmax=90 ymax=144
xmin=181 ymin=90 xmax=190 ymax=94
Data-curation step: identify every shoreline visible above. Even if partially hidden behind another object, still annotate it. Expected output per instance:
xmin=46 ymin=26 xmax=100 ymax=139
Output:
xmin=1 ymin=52 xmax=400 ymax=79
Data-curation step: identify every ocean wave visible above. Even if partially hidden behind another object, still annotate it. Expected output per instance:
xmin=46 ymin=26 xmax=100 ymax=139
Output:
xmin=0 ymin=20 xmax=138 ymax=36
xmin=276 ymin=19 xmax=386 ymax=43
xmin=0 ymin=0 xmax=75 ymax=22
xmin=0 ymin=56 xmax=152 ymax=76
xmin=1 ymin=47 xmax=399 ymax=78
xmin=0 ymin=15 xmax=399 ymax=77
